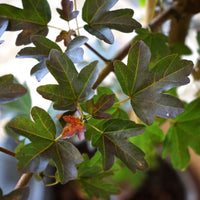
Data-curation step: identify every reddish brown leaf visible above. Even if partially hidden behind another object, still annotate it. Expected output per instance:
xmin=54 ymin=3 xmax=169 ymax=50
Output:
xmin=56 ymin=30 xmax=76 ymax=46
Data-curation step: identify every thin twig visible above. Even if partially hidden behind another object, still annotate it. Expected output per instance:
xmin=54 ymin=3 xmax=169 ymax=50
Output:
xmin=113 ymin=97 xmax=130 ymax=106
xmin=92 ymin=2 xmax=179 ymax=89
xmin=15 ymin=173 xmax=33 ymax=189
xmin=0 ymin=147 xmax=16 ymax=157
xmin=48 ymin=24 xmax=63 ymax=31
xmin=74 ymin=0 xmax=80 ymax=36
xmin=84 ymin=42 xmax=110 ymax=63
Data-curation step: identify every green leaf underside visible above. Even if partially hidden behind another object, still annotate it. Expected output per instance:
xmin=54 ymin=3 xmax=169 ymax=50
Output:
xmin=17 ymin=35 xmax=62 ymax=81
xmin=82 ymin=0 xmax=141 ymax=44
xmin=0 ymin=0 xmax=51 ymax=45
xmin=8 ymin=106 xmax=82 ymax=184
xmin=0 ymin=74 xmax=27 ymax=104
xmin=162 ymin=98 xmax=200 ymax=170
xmin=114 ymin=41 xmax=193 ymax=125
xmin=37 ymin=49 xmax=98 ymax=111
xmin=89 ymin=118 xmax=147 ymax=172
xmin=78 ymin=154 xmax=120 ymax=200
xmin=2 ymin=187 xmax=29 ymax=200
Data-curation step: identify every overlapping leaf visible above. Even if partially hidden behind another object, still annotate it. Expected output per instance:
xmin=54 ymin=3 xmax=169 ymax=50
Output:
xmin=57 ymin=0 xmax=79 ymax=21
xmin=130 ymin=121 xmax=164 ymax=166
xmin=78 ymin=153 xmax=120 ymax=200
xmin=0 ymin=75 xmax=27 ymax=104
xmin=132 ymin=28 xmax=170 ymax=63
xmin=114 ymin=41 xmax=193 ymax=125
xmin=1 ymin=187 xmax=29 ymax=200
xmin=0 ymin=0 xmax=51 ymax=45
xmin=0 ymin=18 xmax=8 ymax=44
xmin=89 ymin=119 xmax=147 ymax=172
xmin=37 ymin=49 xmax=98 ymax=111
xmin=162 ymin=98 xmax=200 ymax=170
xmin=8 ymin=106 xmax=83 ymax=184
xmin=17 ymin=35 xmax=62 ymax=81
xmin=82 ymin=0 xmax=141 ymax=44
xmin=0 ymin=83 xmax=31 ymax=119
xmin=82 ymin=92 xmax=115 ymax=119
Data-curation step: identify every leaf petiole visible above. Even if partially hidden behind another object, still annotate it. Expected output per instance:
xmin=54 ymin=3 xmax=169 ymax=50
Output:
xmin=55 ymin=134 xmax=63 ymax=141
xmin=87 ymin=122 xmax=103 ymax=134
xmin=113 ymin=97 xmax=130 ymax=106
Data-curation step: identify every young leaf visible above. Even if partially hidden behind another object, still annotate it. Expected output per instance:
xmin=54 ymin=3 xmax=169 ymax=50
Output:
xmin=162 ymin=98 xmax=200 ymax=170
xmin=0 ymin=18 xmax=8 ymax=44
xmin=8 ymin=106 xmax=83 ymax=184
xmin=130 ymin=121 xmax=164 ymax=166
xmin=114 ymin=41 xmax=193 ymax=125
xmin=89 ymin=119 xmax=147 ymax=172
xmin=17 ymin=35 xmax=62 ymax=81
xmin=2 ymin=187 xmax=29 ymax=200
xmin=37 ymin=49 xmax=98 ymax=111
xmin=78 ymin=153 xmax=120 ymax=200
xmin=0 ymin=0 xmax=51 ymax=45
xmin=82 ymin=93 xmax=115 ymax=119
xmin=82 ymin=0 xmax=141 ymax=44
xmin=57 ymin=0 xmax=79 ymax=21
xmin=56 ymin=30 xmax=76 ymax=46
xmin=0 ymin=75 xmax=27 ymax=104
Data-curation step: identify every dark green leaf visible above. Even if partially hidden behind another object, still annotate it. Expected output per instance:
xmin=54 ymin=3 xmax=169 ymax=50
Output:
xmin=0 ymin=18 xmax=8 ymax=44
xmin=89 ymin=119 xmax=147 ymax=171
xmin=17 ymin=35 xmax=62 ymax=81
xmin=162 ymin=98 xmax=200 ymax=170
xmin=57 ymin=0 xmax=79 ymax=21
xmin=78 ymin=153 xmax=120 ymax=200
xmin=169 ymin=42 xmax=192 ymax=56
xmin=0 ymin=0 xmax=51 ymax=45
xmin=0 ymin=75 xmax=27 ymax=104
xmin=130 ymin=121 xmax=164 ymax=166
xmin=197 ymin=31 xmax=200 ymax=55
xmin=0 ymin=83 xmax=31 ymax=119
xmin=132 ymin=28 xmax=170 ymax=63
xmin=37 ymin=49 xmax=98 ymax=111
xmin=8 ymin=106 xmax=83 ymax=184
xmin=114 ymin=41 xmax=193 ymax=125
xmin=82 ymin=0 xmax=141 ymax=44
xmin=3 ymin=187 xmax=29 ymax=200
xmin=82 ymin=93 xmax=115 ymax=119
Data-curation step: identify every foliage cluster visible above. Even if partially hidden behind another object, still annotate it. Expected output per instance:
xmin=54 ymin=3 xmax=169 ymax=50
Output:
xmin=0 ymin=0 xmax=200 ymax=199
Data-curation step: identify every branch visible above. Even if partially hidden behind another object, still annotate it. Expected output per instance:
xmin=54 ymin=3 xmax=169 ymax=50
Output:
xmin=0 ymin=146 xmax=16 ymax=157
xmin=15 ymin=173 xmax=33 ymax=189
xmin=92 ymin=2 xmax=178 ymax=89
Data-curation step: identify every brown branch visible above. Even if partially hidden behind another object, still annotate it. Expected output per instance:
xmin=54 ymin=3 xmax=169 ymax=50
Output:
xmin=0 ymin=146 xmax=16 ymax=157
xmin=92 ymin=2 xmax=179 ymax=89
xmin=15 ymin=173 xmax=33 ymax=189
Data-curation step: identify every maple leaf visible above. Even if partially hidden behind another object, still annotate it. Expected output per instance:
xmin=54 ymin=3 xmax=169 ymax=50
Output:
xmin=37 ymin=49 xmax=98 ymax=111
xmin=56 ymin=30 xmax=76 ymax=46
xmin=62 ymin=116 xmax=86 ymax=140
xmin=8 ymin=106 xmax=83 ymax=184
xmin=0 ymin=0 xmax=51 ymax=45
xmin=162 ymin=97 xmax=200 ymax=170
xmin=87 ymin=119 xmax=147 ymax=172
xmin=57 ymin=0 xmax=79 ymax=22
xmin=114 ymin=41 xmax=193 ymax=125
xmin=17 ymin=35 xmax=62 ymax=81
xmin=82 ymin=0 xmax=141 ymax=44
xmin=0 ymin=75 xmax=27 ymax=104
xmin=82 ymin=93 xmax=115 ymax=119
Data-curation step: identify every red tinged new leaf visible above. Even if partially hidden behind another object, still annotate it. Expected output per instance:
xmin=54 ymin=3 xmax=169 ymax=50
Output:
xmin=57 ymin=0 xmax=79 ymax=22
xmin=62 ymin=116 xmax=86 ymax=140
xmin=56 ymin=30 xmax=76 ymax=46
